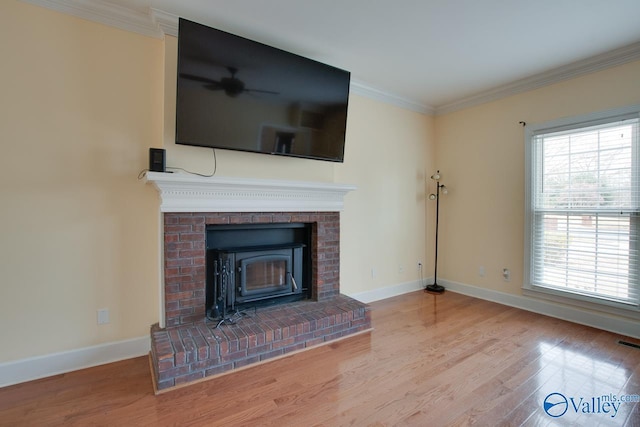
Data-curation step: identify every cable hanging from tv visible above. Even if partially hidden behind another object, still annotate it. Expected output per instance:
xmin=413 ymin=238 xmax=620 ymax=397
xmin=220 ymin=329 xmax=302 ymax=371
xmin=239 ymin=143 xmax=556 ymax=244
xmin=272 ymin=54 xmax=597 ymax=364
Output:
xmin=166 ymin=147 xmax=217 ymax=178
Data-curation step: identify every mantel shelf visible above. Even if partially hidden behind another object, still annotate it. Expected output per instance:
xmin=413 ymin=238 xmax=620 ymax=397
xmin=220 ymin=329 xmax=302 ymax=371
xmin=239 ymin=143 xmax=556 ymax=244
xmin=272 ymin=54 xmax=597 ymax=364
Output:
xmin=144 ymin=171 xmax=357 ymax=213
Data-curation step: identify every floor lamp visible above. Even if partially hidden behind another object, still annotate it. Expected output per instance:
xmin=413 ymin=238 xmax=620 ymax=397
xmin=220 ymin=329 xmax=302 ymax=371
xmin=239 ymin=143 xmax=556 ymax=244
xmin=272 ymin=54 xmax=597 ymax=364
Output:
xmin=425 ymin=171 xmax=447 ymax=294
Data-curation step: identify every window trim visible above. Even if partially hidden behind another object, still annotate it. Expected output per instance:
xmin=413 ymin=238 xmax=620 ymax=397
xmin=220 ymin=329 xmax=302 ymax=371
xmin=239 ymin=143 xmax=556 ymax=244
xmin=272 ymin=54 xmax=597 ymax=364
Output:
xmin=523 ymin=104 xmax=640 ymax=316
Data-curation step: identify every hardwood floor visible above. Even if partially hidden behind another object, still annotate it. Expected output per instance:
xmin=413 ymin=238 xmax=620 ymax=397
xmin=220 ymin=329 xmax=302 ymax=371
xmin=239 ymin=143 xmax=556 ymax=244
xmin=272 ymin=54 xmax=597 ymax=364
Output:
xmin=1 ymin=291 xmax=638 ymax=426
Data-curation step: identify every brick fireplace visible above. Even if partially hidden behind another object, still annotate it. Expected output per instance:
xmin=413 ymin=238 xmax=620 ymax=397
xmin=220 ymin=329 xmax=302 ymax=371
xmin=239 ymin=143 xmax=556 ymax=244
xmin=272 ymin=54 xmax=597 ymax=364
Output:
xmin=145 ymin=173 xmax=372 ymax=392
xmin=163 ymin=211 xmax=343 ymax=326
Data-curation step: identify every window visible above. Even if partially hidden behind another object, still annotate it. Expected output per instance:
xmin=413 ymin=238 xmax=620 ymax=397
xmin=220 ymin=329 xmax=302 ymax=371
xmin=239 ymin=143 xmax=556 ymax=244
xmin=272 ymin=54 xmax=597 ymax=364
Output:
xmin=524 ymin=106 xmax=639 ymax=312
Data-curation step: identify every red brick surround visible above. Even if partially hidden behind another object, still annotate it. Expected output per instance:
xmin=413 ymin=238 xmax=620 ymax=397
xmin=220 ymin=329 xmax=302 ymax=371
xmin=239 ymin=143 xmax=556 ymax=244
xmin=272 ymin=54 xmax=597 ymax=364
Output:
xmin=150 ymin=210 xmax=372 ymax=392
xmin=164 ymin=211 xmax=341 ymax=327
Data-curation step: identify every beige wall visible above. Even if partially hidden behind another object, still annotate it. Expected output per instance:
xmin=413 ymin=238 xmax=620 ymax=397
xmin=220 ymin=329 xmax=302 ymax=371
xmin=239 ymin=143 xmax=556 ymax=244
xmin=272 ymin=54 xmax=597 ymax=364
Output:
xmin=435 ymin=60 xmax=640 ymax=306
xmin=0 ymin=2 xmax=163 ymax=362
xmin=336 ymin=96 xmax=434 ymax=294
xmin=0 ymin=2 xmax=434 ymax=363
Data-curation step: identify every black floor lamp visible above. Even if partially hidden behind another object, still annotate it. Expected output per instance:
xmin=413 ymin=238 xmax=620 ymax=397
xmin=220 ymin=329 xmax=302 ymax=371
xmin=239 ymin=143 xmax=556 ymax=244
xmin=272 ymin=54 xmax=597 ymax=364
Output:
xmin=425 ymin=170 xmax=447 ymax=294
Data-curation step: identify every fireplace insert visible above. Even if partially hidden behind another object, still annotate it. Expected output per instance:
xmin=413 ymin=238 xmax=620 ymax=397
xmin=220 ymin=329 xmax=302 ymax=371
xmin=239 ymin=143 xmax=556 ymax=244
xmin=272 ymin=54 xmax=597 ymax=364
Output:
xmin=205 ymin=223 xmax=311 ymax=320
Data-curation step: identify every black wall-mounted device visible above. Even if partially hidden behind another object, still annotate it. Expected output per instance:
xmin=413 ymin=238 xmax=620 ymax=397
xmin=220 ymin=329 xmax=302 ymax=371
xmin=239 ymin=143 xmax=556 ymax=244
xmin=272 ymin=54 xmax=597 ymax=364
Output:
xmin=149 ymin=148 xmax=166 ymax=172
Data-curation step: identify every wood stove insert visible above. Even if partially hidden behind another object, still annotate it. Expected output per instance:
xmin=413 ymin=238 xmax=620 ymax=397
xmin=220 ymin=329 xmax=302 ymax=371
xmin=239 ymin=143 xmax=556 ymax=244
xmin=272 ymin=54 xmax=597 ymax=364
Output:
xmin=206 ymin=223 xmax=312 ymax=323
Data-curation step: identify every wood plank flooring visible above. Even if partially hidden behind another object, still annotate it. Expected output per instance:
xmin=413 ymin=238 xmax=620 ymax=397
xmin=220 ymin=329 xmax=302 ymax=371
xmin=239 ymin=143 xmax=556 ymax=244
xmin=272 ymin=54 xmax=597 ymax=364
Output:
xmin=1 ymin=291 xmax=638 ymax=426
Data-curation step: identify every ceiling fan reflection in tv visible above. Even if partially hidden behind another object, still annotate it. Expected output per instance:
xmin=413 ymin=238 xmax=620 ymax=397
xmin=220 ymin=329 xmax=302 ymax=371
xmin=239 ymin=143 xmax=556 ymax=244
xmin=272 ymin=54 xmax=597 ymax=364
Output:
xmin=176 ymin=18 xmax=351 ymax=163
xmin=180 ymin=66 xmax=279 ymax=98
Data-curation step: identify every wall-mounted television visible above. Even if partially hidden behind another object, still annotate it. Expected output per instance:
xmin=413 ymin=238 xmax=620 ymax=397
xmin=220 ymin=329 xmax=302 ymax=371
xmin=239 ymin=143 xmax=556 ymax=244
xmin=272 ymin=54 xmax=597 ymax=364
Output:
xmin=176 ymin=18 xmax=350 ymax=163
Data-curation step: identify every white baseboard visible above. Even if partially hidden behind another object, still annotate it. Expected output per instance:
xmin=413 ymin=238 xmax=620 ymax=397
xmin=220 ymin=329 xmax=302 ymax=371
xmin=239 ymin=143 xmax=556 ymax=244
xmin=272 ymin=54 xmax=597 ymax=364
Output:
xmin=0 ymin=280 xmax=421 ymax=389
xmin=350 ymin=277 xmax=639 ymax=339
xmin=4 ymin=278 xmax=636 ymax=388
xmin=440 ymin=279 xmax=640 ymax=339
xmin=347 ymin=279 xmax=425 ymax=303
xmin=0 ymin=336 xmax=150 ymax=388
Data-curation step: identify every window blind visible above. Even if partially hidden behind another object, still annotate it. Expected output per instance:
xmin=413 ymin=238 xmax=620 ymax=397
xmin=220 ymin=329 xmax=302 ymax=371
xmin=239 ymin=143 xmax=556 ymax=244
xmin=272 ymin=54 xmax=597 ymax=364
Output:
xmin=529 ymin=115 xmax=639 ymax=307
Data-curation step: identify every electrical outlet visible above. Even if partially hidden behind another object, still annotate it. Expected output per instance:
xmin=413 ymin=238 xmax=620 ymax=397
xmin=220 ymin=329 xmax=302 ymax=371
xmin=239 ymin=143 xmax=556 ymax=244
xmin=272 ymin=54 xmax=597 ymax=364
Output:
xmin=479 ymin=266 xmax=485 ymax=277
xmin=417 ymin=262 xmax=423 ymax=271
xmin=371 ymin=268 xmax=376 ymax=279
xmin=398 ymin=264 xmax=404 ymax=274
xmin=97 ymin=308 xmax=110 ymax=325
xmin=502 ymin=268 xmax=511 ymax=282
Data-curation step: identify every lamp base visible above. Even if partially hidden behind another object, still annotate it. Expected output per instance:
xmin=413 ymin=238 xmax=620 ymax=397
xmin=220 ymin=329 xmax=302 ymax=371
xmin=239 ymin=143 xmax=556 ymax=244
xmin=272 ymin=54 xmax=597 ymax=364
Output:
xmin=425 ymin=283 xmax=445 ymax=294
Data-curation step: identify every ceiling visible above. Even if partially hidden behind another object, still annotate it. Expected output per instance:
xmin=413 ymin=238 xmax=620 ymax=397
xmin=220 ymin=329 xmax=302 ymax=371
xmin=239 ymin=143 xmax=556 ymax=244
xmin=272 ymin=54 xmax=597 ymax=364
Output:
xmin=37 ymin=0 xmax=640 ymax=114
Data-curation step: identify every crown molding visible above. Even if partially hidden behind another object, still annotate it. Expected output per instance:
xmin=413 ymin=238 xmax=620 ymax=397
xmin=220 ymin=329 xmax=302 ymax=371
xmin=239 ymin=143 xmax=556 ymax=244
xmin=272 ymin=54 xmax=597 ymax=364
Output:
xmin=20 ymin=0 xmax=165 ymax=38
xmin=20 ymin=0 xmax=640 ymax=117
xmin=19 ymin=0 xmax=436 ymax=114
xmin=112 ymin=7 xmax=437 ymax=115
xmin=350 ymin=80 xmax=435 ymax=115
xmin=150 ymin=7 xmax=178 ymax=37
xmin=434 ymin=41 xmax=640 ymax=115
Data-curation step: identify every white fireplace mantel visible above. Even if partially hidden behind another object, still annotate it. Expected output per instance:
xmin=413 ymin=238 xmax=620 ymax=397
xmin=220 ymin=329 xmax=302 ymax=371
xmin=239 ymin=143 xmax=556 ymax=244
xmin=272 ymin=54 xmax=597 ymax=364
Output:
xmin=145 ymin=171 xmax=357 ymax=213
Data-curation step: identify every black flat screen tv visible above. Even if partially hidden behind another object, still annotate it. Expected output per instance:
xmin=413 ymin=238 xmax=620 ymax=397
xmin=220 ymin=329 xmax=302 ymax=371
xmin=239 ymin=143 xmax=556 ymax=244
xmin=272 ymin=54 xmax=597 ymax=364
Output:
xmin=176 ymin=18 xmax=350 ymax=162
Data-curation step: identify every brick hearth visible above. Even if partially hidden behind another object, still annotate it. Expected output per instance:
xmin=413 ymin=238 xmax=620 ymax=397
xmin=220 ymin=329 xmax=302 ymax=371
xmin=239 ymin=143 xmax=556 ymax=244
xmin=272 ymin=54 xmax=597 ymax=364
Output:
xmin=149 ymin=211 xmax=372 ymax=392
xmin=150 ymin=295 xmax=371 ymax=391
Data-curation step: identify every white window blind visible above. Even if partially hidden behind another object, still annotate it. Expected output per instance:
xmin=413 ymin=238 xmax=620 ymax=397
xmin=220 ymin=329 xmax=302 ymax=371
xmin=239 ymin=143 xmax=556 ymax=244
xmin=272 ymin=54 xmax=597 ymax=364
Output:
xmin=527 ymin=112 xmax=639 ymax=309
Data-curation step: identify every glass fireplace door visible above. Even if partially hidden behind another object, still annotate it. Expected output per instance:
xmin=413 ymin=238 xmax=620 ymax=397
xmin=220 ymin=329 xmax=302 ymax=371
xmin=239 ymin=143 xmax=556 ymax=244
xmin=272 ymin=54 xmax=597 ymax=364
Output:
xmin=240 ymin=254 xmax=291 ymax=298
xmin=234 ymin=245 xmax=303 ymax=304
